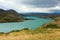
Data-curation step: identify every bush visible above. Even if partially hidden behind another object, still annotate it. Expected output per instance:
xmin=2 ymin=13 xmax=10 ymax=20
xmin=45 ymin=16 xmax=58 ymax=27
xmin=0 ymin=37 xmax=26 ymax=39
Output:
xmin=45 ymin=24 xmax=58 ymax=28
xmin=22 ymin=28 xmax=29 ymax=30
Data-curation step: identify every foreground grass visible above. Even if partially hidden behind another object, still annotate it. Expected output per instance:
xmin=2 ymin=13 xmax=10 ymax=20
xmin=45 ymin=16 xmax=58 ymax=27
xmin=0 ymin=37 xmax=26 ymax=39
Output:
xmin=0 ymin=27 xmax=60 ymax=40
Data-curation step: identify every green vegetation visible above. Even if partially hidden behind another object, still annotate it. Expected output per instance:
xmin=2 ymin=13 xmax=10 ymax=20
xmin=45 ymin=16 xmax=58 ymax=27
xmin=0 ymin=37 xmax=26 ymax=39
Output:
xmin=44 ymin=24 xmax=59 ymax=28
xmin=24 ymin=18 xmax=35 ymax=20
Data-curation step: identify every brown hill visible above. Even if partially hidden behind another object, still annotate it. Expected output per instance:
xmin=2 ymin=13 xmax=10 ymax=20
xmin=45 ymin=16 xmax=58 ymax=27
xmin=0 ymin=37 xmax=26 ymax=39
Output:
xmin=0 ymin=9 xmax=24 ymax=23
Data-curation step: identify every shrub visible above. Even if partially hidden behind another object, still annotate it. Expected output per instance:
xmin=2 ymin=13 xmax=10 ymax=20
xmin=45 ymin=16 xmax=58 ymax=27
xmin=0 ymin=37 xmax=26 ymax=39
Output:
xmin=45 ymin=24 xmax=58 ymax=28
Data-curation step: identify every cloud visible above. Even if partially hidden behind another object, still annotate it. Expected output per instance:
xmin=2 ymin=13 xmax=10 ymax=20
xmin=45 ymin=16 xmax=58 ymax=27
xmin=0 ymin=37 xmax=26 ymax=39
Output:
xmin=0 ymin=0 xmax=60 ymax=13
xmin=0 ymin=0 xmax=23 ymax=12
xmin=20 ymin=0 xmax=58 ymax=8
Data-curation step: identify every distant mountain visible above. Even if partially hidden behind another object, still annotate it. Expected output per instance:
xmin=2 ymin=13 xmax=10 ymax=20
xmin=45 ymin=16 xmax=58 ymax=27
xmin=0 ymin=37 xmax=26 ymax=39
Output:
xmin=51 ymin=10 xmax=60 ymax=14
xmin=21 ymin=12 xmax=60 ymax=19
xmin=0 ymin=9 xmax=24 ymax=23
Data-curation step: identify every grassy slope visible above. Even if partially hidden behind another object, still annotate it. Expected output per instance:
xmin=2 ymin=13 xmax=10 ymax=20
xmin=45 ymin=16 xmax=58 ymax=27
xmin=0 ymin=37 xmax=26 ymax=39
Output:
xmin=0 ymin=20 xmax=60 ymax=40
xmin=0 ymin=27 xmax=60 ymax=40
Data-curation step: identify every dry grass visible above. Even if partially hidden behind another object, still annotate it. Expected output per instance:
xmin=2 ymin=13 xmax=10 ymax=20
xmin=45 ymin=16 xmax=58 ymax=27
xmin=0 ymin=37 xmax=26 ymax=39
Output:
xmin=0 ymin=28 xmax=60 ymax=40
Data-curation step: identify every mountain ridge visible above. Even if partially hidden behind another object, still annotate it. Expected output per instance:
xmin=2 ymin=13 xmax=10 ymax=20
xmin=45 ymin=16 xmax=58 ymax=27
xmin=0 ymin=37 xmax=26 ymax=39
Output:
xmin=0 ymin=9 xmax=24 ymax=22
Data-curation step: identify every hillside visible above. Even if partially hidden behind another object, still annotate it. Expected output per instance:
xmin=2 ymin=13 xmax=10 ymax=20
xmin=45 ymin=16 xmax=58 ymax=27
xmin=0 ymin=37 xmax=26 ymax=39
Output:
xmin=0 ymin=9 xmax=24 ymax=22
xmin=0 ymin=23 xmax=60 ymax=40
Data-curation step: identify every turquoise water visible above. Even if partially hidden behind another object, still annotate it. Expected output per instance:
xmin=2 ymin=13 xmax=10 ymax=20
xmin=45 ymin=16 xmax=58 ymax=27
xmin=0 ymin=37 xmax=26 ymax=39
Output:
xmin=0 ymin=17 xmax=53 ymax=32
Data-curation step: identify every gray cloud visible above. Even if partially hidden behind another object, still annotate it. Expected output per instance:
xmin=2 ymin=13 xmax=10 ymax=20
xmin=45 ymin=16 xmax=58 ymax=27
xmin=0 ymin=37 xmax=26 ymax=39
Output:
xmin=19 ymin=0 xmax=58 ymax=8
xmin=0 ymin=0 xmax=60 ymax=13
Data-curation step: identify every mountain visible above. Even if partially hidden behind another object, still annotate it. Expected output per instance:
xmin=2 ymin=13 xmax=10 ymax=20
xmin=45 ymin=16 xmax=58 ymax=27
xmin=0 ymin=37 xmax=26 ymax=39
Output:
xmin=51 ymin=10 xmax=60 ymax=14
xmin=21 ymin=12 xmax=60 ymax=19
xmin=0 ymin=9 xmax=24 ymax=23
xmin=6 ymin=9 xmax=21 ymax=16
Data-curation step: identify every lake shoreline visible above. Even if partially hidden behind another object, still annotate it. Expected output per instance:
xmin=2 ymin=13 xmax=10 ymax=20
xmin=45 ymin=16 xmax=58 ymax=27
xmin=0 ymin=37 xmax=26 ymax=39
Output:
xmin=0 ymin=23 xmax=60 ymax=40
xmin=0 ymin=17 xmax=53 ymax=33
xmin=0 ymin=17 xmax=60 ymax=40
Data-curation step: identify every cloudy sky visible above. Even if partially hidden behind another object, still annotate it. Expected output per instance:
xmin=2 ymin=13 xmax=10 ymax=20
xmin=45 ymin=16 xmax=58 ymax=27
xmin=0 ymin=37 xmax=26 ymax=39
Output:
xmin=0 ymin=0 xmax=60 ymax=13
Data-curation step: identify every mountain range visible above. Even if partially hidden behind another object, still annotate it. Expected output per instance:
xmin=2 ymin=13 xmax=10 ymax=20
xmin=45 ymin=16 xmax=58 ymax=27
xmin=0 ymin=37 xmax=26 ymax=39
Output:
xmin=20 ymin=11 xmax=60 ymax=19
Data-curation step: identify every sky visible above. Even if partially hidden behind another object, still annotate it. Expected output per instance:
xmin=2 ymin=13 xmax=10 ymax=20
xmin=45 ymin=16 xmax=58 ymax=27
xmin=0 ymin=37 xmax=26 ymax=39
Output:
xmin=0 ymin=0 xmax=60 ymax=13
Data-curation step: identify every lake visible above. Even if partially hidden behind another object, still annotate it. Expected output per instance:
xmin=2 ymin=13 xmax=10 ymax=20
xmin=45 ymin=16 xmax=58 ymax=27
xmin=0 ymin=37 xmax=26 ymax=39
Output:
xmin=0 ymin=17 xmax=53 ymax=32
